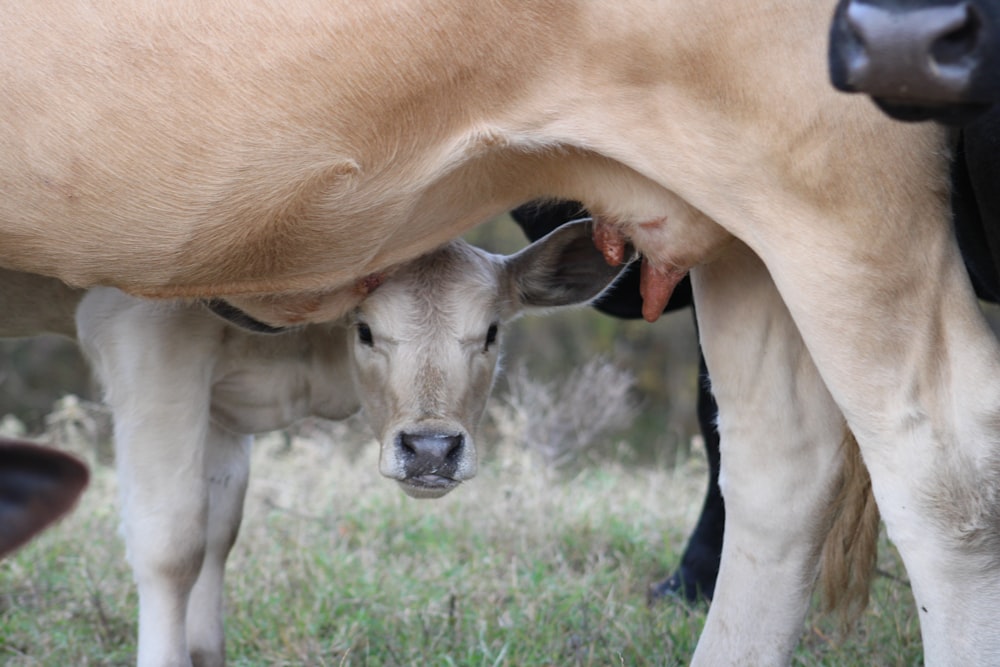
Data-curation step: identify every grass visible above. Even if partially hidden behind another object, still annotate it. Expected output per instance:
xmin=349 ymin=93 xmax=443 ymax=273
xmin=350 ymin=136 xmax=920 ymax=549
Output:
xmin=1 ymin=410 xmax=923 ymax=666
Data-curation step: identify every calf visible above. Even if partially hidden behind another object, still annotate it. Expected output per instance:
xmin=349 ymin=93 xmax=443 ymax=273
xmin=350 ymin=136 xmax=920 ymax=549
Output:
xmin=5 ymin=220 xmax=624 ymax=667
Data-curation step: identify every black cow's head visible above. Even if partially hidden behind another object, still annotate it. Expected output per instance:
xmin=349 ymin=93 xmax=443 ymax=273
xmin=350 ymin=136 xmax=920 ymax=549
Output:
xmin=829 ymin=0 xmax=1000 ymax=124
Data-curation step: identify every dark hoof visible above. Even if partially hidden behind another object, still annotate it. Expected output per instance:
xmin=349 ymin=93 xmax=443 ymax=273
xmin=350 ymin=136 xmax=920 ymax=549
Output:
xmin=647 ymin=571 xmax=713 ymax=606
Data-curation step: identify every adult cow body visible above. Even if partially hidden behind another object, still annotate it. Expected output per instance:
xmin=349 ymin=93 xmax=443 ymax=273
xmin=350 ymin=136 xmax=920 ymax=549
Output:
xmin=2 ymin=2 xmax=995 ymax=665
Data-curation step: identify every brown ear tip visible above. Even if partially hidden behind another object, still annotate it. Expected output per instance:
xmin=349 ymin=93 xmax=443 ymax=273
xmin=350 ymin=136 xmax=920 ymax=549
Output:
xmin=0 ymin=438 xmax=90 ymax=559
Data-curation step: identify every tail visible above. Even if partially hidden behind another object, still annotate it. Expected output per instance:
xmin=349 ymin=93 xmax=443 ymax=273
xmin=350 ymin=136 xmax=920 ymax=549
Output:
xmin=817 ymin=429 xmax=880 ymax=628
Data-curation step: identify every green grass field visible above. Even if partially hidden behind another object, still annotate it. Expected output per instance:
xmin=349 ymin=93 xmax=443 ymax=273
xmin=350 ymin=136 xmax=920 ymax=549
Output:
xmin=1 ymin=410 xmax=923 ymax=666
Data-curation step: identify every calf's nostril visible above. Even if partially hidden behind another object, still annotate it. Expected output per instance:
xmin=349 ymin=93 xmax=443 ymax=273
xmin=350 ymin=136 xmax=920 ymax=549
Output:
xmin=397 ymin=432 xmax=464 ymax=475
xmin=444 ymin=435 xmax=463 ymax=462
xmin=399 ymin=433 xmax=417 ymax=457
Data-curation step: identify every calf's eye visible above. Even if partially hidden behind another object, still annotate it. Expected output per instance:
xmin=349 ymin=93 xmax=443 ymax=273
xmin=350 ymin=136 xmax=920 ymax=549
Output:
xmin=357 ymin=322 xmax=374 ymax=347
xmin=484 ymin=322 xmax=499 ymax=351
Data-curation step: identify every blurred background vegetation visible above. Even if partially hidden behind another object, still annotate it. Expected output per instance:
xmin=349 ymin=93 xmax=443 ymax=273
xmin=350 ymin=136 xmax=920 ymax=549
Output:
xmin=0 ymin=213 xmax=703 ymax=467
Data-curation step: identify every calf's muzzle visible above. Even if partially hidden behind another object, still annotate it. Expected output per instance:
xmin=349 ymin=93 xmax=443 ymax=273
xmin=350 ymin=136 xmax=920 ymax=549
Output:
xmin=392 ymin=430 xmax=471 ymax=499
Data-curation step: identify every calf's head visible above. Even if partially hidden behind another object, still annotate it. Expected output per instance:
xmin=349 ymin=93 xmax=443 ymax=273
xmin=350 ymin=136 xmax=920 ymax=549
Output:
xmin=348 ymin=219 xmax=629 ymax=498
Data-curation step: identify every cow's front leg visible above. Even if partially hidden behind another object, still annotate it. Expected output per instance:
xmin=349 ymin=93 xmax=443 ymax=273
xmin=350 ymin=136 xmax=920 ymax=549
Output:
xmin=185 ymin=422 xmax=251 ymax=667
xmin=690 ymin=243 xmax=852 ymax=665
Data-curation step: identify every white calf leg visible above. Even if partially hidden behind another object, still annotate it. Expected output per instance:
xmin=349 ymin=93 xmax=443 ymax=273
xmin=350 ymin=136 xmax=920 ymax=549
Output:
xmin=78 ymin=291 xmax=225 ymax=667
xmin=124 ymin=445 xmax=209 ymax=667
xmin=186 ymin=423 xmax=251 ymax=667
xmin=690 ymin=244 xmax=847 ymax=665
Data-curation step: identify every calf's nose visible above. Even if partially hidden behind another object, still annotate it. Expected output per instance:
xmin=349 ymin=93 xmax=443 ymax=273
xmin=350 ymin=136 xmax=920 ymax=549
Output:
xmin=398 ymin=432 xmax=464 ymax=478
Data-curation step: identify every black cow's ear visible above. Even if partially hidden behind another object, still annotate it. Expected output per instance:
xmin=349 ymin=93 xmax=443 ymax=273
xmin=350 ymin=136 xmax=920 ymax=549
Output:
xmin=510 ymin=199 xmax=589 ymax=242
xmin=0 ymin=438 xmax=89 ymax=559
xmin=505 ymin=219 xmax=632 ymax=310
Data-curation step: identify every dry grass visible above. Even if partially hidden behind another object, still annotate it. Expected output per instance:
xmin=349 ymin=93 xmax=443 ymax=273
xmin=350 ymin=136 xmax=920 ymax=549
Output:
xmin=0 ymin=373 xmax=922 ymax=666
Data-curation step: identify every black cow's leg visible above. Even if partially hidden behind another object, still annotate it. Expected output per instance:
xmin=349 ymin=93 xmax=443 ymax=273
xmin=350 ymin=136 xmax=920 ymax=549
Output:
xmin=648 ymin=350 xmax=724 ymax=603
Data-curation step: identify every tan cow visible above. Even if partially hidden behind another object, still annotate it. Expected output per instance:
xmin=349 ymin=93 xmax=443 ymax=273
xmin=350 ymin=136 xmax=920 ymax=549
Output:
xmin=2 ymin=2 xmax=995 ymax=666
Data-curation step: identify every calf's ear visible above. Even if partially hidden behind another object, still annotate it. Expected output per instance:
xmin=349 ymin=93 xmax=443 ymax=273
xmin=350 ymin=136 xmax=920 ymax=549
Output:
xmin=505 ymin=219 xmax=633 ymax=310
xmin=0 ymin=438 xmax=89 ymax=559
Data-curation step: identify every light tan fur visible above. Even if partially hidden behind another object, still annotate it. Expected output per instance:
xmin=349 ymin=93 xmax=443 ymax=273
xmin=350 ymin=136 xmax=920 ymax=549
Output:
xmin=1 ymin=1 xmax=922 ymax=326
xmin=2 ymin=220 xmax=624 ymax=667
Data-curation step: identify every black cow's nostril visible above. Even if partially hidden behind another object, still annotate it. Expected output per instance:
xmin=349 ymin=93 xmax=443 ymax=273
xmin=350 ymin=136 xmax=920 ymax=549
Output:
xmin=831 ymin=0 xmax=986 ymax=104
xmin=932 ymin=4 xmax=982 ymax=66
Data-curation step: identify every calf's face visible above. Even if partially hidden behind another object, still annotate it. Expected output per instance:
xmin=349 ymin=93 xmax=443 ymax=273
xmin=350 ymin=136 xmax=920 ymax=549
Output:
xmin=348 ymin=220 xmax=629 ymax=498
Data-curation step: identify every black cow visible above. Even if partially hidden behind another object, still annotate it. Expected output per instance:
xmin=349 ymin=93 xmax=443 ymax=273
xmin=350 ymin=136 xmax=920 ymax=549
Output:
xmin=829 ymin=0 xmax=1000 ymax=125
xmin=953 ymin=107 xmax=1000 ymax=299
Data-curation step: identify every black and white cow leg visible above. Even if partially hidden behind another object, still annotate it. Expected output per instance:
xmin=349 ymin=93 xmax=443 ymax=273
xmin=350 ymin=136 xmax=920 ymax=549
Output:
xmin=647 ymin=352 xmax=723 ymax=604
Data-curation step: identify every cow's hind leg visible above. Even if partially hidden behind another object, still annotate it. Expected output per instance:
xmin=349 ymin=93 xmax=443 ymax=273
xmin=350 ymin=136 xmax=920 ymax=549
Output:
xmin=719 ymin=117 xmax=1000 ymax=663
xmin=690 ymin=243 xmax=850 ymax=665
xmin=754 ymin=207 xmax=1000 ymax=664
xmin=186 ymin=423 xmax=251 ymax=667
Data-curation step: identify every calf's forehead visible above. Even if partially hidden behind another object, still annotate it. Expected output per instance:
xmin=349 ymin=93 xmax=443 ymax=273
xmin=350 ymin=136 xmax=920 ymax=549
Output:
xmin=357 ymin=245 xmax=506 ymax=333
